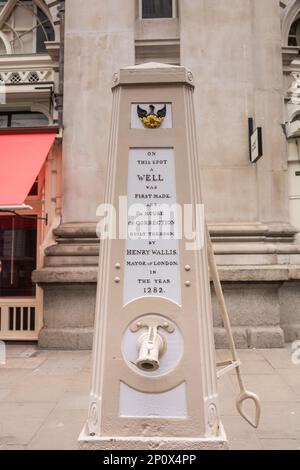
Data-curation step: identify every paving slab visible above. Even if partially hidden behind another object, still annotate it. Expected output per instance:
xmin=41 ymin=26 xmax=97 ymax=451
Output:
xmin=65 ymin=369 xmax=92 ymax=393
xmin=228 ymin=439 xmax=263 ymax=450
xmin=0 ymin=402 xmax=56 ymax=446
xmin=218 ymin=349 xmax=266 ymax=363
xmin=32 ymin=350 xmax=91 ymax=378
xmin=255 ymin=402 xmax=300 ymax=440
xmin=222 ymin=415 xmax=261 ymax=444
xmin=55 ymin=391 xmax=89 ymax=411
xmin=259 ymin=347 xmax=298 ymax=370
xmin=259 ymin=439 xmax=300 ymax=450
xmin=4 ymin=345 xmax=34 ymax=358
xmin=229 ymin=373 xmax=299 ymax=403
xmin=0 ymin=343 xmax=299 ymax=450
xmin=228 ymin=360 xmax=275 ymax=375
xmin=1 ymin=356 xmax=48 ymax=370
xmin=2 ymin=376 xmax=73 ymax=403
xmin=0 ymin=369 xmax=32 ymax=388
xmin=27 ymin=409 xmax=87 ymax=450
xmin=277 ymin=369 xmax=300 ymax=400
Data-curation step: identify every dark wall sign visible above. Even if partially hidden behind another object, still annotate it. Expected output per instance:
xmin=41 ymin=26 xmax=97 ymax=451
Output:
xmin=248 ymin=117 xmax=263 ymax=164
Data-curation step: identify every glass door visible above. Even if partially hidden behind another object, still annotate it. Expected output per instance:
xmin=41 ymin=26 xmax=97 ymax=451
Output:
xmin=0 ymin=215 xmax=37 ymax=297
xmin=0 ymin=214 xmax=40 ymax=340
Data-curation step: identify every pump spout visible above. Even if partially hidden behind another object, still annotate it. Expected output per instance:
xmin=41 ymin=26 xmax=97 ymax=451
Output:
xmin=136 ymin=326 xmax=166 ymax=372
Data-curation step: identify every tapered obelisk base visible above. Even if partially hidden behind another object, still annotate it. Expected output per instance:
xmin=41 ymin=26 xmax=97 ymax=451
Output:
xmin=79 ymin=63 xmax=228 ymax=451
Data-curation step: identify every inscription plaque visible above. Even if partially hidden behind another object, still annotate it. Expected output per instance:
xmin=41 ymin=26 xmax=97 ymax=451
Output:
xmin=123 ymin=148 xmax=181 ymax=305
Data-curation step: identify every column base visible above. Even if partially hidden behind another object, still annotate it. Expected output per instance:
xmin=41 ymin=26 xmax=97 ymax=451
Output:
xmin=214 ymin=326 xmax=285 ymax=349
xmin=281 ymin=323 xmax=300 ymax=342
xmin=33 ymin=222 xmax=300 ymax=351
xmin=78 ymin=424 xmax=229 ymax=450
xmin=39 ymin=327 xmax=93 ymax=350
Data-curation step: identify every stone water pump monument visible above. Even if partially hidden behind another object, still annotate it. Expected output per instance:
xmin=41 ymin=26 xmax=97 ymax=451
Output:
xmin=79 ymin=63 xmax=260 ymax=450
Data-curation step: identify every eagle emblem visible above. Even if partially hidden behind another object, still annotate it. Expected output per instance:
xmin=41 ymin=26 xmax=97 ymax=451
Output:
xmin=137 ymin=104 xmax=167 ymax=129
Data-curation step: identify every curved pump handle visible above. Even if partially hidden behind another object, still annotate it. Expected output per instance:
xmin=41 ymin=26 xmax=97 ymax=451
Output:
xmin=236 ymin=390 xmax=261 ymax=429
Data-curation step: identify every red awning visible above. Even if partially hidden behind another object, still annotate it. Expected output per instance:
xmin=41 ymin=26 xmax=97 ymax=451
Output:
xmin=0 ymin=132 xmax=56 ymax=207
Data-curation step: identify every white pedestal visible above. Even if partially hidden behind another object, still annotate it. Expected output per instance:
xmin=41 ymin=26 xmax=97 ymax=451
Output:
xmin=79 ymin=424 xmax=229 ymax=450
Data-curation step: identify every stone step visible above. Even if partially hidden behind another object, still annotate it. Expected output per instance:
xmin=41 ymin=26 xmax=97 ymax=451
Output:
xmin=38 ymin=325 xmax=286 ymax=350
xmin=54 ymin=223 xmax=97 ymax=239
xmin=32 ymin=266 xmax=98 ymax=284
xmin=44 ymin=255 xmax=98 ymax=267
xmin=45 ymin=244 xmax=99 ymax=256
xmin=55 ymin=238 xmax=100 ymax=245
xmin=33 ymin=264 xmax=300 ymax=285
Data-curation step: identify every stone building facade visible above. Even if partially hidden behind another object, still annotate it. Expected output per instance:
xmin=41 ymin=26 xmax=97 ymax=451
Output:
xmin=1 ymin=0 xmax=300 ymax=349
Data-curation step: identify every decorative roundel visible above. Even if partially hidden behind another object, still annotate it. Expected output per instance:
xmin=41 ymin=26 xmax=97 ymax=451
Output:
xmin=207 ymin=403 xmax=218 ymax=429
xmin=89 ymin=402 xmax=98 ymax=427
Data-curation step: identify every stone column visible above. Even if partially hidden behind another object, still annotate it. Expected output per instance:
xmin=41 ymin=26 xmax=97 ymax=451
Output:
xmin=62 ymin=0 xmax=135 ymax=222
xmin=180 ymin=0 xmax=258 ymax=226
xmin=252 ymin=0 xmax=290 ymax=225
xmin=34 ymin=1 xmax=135 ymax=349
xmin=180 ymin=0 xmax=295 ymax=236
xmin=179 ymin=0 xmax=300 ymax=347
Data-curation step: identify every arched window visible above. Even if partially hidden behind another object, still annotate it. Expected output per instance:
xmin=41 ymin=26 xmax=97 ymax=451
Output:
xmin=0 ymin=0 xmax=55 ymax=55
xmin=291 ymin=112 xmax=300 ymax=123
xmin=288 ymin=14 xmax=300 ymax=46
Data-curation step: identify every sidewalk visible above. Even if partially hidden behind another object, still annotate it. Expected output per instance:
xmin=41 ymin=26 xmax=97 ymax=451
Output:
xmin=0 ymin=343 xmax=299 ymax=450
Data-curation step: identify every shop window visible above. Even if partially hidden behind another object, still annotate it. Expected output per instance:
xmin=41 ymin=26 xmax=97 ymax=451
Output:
xmin=141 ymin=0 xmax=174 ymax=18
xmin=0 ymin=215 xmax=37 ymax=297
xmin=0 ymin=0 xmax=54 ymax=54
xmin=0 ymin=110 xmax=49 ymax=127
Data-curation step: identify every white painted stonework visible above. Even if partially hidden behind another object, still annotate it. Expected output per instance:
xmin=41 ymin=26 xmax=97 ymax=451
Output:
xmin=79 ymin=63 xmax=227 ymax=450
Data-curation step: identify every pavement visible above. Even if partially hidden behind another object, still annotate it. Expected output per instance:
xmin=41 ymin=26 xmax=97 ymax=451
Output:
xmin=0 ymin=343 xmax=299 ymax=450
